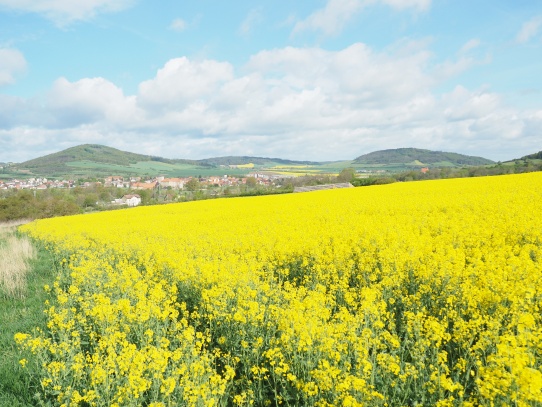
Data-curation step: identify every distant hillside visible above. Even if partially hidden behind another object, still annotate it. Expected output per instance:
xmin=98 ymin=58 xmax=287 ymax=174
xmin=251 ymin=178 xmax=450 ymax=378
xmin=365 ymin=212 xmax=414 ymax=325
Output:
xmin=200 ymin=156 xmax=320 ymax=166
xmin=354 ymin=148 xmax=494 ymax=166
xmin=18 ymin=145 xmax=319 ymax=170
xmin=14 ymin=144 xmax=203 ymax=176
xmin=20 ymin=144 xmax=144 ymax=167
xmin=11 ymin=144 xmax=321 ymax=178
xmin=20 ymin=144 xmax=199 ymax=168
xmin=520 ymin=151 xmax=542 ymax=160
xmin=10 ymin=144 xmax=500 ymax=179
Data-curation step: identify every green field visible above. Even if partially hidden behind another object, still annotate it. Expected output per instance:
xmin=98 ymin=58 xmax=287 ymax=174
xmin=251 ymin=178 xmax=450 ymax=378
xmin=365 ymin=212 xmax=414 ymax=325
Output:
xmin=64 ymin=160 xmax=250 ymax=178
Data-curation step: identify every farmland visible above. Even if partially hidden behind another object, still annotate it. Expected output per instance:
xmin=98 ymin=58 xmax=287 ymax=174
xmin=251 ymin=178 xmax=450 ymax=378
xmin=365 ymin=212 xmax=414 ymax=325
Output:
xmin=12 ymin=172 xmax=542 ymax=406
xmin=64 ymin=161 xmax=250 ymax=178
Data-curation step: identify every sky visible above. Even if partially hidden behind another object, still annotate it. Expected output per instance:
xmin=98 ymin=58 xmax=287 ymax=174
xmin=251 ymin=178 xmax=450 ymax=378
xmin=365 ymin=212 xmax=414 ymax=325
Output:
xmin=0 ymin=0 xmax=541 ymax=163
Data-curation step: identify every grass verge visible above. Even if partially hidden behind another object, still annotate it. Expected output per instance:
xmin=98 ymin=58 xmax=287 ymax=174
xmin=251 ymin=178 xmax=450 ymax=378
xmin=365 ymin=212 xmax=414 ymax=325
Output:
xmin=0 ymin=224 xmax=55 ymax=407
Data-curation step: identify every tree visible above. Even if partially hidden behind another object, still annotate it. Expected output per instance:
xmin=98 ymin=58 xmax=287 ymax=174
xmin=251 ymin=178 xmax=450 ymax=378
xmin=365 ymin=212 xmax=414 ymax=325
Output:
xmin=185 ymin=178 xmax=200 ymax=192
xmin=245 ymin=177 xmax=257 ymax=188
xmin=82 ymin=193 xmax=98 ymax=209
xmin=138 ymin=189 xmax=152 ymax=205
xmin=337 ymin=167 xmax=356 ymax=183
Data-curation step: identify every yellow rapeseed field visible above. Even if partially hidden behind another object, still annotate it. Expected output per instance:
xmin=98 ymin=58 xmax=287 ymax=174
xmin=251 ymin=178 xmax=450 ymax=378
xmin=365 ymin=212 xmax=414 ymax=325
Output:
xmin=17 ymin=172 xmax=542 ymax=406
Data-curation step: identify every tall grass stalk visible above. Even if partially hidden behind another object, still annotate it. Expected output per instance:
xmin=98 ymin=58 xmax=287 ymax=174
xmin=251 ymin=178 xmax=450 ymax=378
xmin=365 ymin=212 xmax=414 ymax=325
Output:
xmin=0 ymin=221 xmax=36 ymax=299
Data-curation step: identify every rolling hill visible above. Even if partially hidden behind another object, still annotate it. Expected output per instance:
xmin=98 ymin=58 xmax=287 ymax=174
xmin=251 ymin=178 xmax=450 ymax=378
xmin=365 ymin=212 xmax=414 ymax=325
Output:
xmin=12 ymin=145 xmax=206 ymax=177
xmin=520 ymin=151 xmax=542 ymax=160
xmin=354 ymin=148 xmax=494 ymax=167
xmin=7 ymin=144 xmax=499 ymax=179
xmin=19 ymin=144 xmax=201 ymax=168
xmin=11 ymin=145 xmax=321 ymax=178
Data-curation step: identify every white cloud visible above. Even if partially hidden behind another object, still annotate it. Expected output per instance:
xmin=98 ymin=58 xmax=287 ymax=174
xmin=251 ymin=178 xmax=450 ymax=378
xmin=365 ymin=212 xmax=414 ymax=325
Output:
xmin=169 ymin=18 xmax=186 ymax=32
xmin=1 ymin=41 xmax=541 ymax=163
xmin=238 ymin=8 xmax=263 ymax=37
xmin=381 ymin=0 xmax=430 ymax=11
xmin=442 ymin=86 xmax=501 ymax=121
xmin=0 ymin=48 xmax=27 ymax=86
xmin=459 ymin=38 xmax=480 ymax=54
xmin=292 ymin=0 xmax=365 ymax=36
xmin=137 ymin=57 xmax=234 ymax=111
xmin=0 ymin=94 xmax=52 ymax=128
xmin=47 ymin=77 xmax=140 ymax=127
xmin=434 ymin=57 xmax=476 ymax=82
xmin=516 ymin=15 xmax=542 ymax=44
xmin=246 ymin=43 xmax=431 ymax=110
xmin=433 ymin=40 xmax=489 ymax=83
xmin=0 ymin=0 xmax=134 ymax=25
xmin=292 ymin=0 xmax=430 ymax=36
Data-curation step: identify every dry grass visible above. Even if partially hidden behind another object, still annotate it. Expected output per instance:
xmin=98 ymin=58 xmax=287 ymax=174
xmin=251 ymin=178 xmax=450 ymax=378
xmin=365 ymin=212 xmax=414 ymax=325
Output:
xmin=0 ymin=219 xmax=32 ymax=230
xmin=0 ymin=220 xmax=36 ymax=299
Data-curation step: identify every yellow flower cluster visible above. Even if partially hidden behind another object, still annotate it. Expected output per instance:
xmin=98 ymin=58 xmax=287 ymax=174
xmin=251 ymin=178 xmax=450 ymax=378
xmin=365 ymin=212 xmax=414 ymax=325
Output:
xmin=17 ymin=172 xmax=542 ymax=406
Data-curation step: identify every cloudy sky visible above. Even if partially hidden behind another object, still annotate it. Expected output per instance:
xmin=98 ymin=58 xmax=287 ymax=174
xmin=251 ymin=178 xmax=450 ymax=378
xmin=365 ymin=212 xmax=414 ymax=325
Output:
xmin=0 ymin=0 xmax=541 ymax=163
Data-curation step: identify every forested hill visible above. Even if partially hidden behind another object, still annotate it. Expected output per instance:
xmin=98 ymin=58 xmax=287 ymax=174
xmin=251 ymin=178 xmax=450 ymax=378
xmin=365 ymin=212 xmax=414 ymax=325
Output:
xmin=17 ymin=145 xmax=319 ymax=171
xmin=19 ymin=144 xmax=197 ymax=168
xmin=354 ymin=148 xmax=494 ymax=166
xmin=521 ymin=151 xmax=542 ymax=160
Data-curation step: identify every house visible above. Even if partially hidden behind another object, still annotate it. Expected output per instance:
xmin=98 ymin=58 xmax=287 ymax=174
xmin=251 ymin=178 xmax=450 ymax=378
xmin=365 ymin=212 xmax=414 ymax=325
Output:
xmin=160 ymin=178 xmax=184 ymax=189
xmin=105 ymin=176 xmax=124 ymax=183
xmin=122 ymin=194 xmax=142 ymax=207
xmin=421 ymin=167 xmax=429 ymax=174
xmin=105 ymin=176 xmax=125 ymax=187
xmin=208 ymin=176 xmax=222 ymax=185
xmin=131 ymin=181 xmax=158 ymax=190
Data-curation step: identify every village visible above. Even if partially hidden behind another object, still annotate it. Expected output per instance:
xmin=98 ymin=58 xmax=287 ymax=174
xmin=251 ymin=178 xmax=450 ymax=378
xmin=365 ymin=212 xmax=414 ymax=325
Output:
xmin=0 ymin=173 xmax=286 ymax=207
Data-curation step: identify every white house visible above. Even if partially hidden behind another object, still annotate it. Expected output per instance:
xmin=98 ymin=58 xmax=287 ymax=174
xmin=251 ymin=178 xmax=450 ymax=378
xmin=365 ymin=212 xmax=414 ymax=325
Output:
xmin=159 ymin=178 xmax=184 ymax=189
xmin=122 ymin=194 xmax=142 ymax=207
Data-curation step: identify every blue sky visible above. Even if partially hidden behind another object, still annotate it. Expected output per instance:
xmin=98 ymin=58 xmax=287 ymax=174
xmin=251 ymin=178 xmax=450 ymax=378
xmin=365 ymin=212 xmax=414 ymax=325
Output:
xmin=0 ymin=0 xmax=541 ymax=163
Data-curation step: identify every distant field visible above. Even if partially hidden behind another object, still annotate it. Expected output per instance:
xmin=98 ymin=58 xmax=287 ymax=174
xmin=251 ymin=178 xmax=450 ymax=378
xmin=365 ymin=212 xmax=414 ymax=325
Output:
xmin=269 ymin=165 xmax=313 ymax=169
xmin=430 ymin=161 xmax=457 ymax=167
xmin=234 ymin=163 xmax=255 ymax=169
xmin=65 ymin=161 xmax=250 ymax=177
xmin=317 ymin=160 xmax=424 ymax=173
xmin=66 ymin=159 xmax=363 ymax=178
xmin=502 ymin=158 xmax=542 ymax=166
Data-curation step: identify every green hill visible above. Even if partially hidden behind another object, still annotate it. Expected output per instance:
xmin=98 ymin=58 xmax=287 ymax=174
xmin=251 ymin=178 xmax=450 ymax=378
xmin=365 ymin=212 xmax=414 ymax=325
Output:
xmin=520 ymin=151 xmax=542 ymax=160
xmin=354 ymin=148 xmax=494 ymax=166
xmin=14 ymin=145 xmax=204 ymax=177
xmin=20 ymin=144 xmax=156 ymax=168
xmin=12 ymin=145 xmax=320 ymax=178
xmin=10 ymin=144 xmax=499 ymax=179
